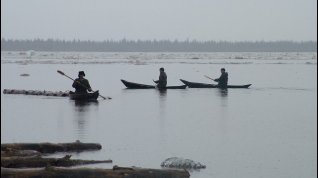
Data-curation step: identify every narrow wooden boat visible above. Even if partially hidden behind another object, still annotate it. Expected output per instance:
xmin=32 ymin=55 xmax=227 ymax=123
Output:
xmin=180 ymin=79 xmax=251 ymax=88
xmin=69 ymin=91 xmax=99 ymax=100
xmin=121 ymin=80 xmax=187 ymax=89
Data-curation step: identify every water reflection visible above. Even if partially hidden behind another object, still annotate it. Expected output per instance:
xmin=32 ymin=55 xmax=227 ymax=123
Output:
xmin=218 ymin=88 xmax=228 ymax=97
xmin=74 ymin=100 xmax=99 ymax=109
xmin=156 ymin=89 xmax=167 ymax=147
xmin=71 ymin=100 xmax=99 ymax=139
xmin=217 ymin=88 xmax=228 ymax=135
xmin=158 ymin=89 xmax=167 ymax=97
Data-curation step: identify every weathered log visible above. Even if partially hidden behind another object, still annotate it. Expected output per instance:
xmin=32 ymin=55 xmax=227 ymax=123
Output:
xmin=1 ymin=166 xmax=190 ymax=178
xmin=3 ymin=89 xmax=69 ymax=97
xmin=1 ymin=155 xmax=112 ymax=168
xmin=1 ymin=150 xmax=41 ymax=157
xmin=1 ymin=141 xmax=102 ymax=153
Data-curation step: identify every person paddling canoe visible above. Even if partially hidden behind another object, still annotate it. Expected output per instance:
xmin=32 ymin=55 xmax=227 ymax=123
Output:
xmin=213 ymin=68 xmax=228 ymax=88
xmin=154 ymin=67 xmax=167 ymax=89
xmin=72 ymin=71 xmax=92 ymax=93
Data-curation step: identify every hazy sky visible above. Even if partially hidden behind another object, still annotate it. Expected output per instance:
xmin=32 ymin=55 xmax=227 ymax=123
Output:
xmin=1 ymin=0 xmax=317 ymax=41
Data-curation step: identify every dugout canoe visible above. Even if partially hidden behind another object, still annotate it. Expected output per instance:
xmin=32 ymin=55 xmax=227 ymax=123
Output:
xmin=121 ymin=80 xmax=187 ymax=89
xmin=69 ymin=91 xmax=99 ymax=100
xmin=180 ymin=79 xmax=251 ymax=88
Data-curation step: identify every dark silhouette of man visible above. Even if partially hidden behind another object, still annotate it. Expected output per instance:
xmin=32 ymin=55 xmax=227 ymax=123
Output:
xmin=72 ymin=71 xmax=92 ymax=93
xmin=154 ymin=67 xmax=167 ymax=89
xmin=214 ymin=68 xmax=228 ymax=88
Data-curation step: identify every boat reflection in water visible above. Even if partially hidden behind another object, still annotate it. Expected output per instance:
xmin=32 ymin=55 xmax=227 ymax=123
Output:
xmin=158 ymin=89 xmax=167 ymax=97
xmin=74 ymin=100 xmax=99 ymax=108
xmin=218 ymin=88 xmax=228 ymax=97
xmin=71 ymin=100 xmax=99 ymax=139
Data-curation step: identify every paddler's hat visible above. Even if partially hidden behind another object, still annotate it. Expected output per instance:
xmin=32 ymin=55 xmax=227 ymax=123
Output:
xmin=78 ymin=71 xmax=85 ymax=77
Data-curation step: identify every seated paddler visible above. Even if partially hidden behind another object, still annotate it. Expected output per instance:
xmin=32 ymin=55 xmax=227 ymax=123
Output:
xmin=154 ymin=67 xmax=167 ymax=89
xmin=72 ymin=71 xmax=92 ymax=93
xmin=214 ymin=68 xmax=228 ymax=88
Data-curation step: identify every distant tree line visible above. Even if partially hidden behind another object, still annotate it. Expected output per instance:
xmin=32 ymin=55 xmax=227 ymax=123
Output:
xmin=1 ymin=38 xmax=316 ymax=52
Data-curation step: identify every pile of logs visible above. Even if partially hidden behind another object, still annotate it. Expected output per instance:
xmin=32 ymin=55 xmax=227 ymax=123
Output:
xmin=1 ymin=141 xmax=190 ymax=178
xmin=3 ymin=89 xmax=70 ymax=97
xmin=1 ymin=141 xmax=107 ymax=169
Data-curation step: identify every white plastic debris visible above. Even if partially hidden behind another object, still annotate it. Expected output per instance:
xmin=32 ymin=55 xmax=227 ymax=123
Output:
xmin=161 ymin=157 xmax=206 ymax=169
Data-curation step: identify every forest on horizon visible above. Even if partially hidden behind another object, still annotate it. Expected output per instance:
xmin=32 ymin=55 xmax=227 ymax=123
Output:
xmin=1 ymin=38 xmax=316 ymax=52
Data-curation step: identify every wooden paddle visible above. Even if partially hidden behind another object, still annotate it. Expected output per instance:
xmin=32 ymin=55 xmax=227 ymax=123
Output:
xmin=204 ymin=75 xmax=215 ymax=81
xmin=57 ymin=70 xmax=111 ymax=100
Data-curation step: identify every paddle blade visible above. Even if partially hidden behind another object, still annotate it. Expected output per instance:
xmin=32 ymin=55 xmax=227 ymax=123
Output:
xmin=98 ymin=94 xmax=112 ymax=100
xmin=57 ymin=70 xmax=65 ymax=75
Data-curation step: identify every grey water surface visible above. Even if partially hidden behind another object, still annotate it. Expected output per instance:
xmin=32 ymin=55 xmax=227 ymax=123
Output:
xmin=1 ymin=52 xmax=317 ymax=178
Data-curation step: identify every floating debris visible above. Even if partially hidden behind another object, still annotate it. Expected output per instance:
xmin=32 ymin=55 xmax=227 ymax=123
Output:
xmin=20 ymin=74 xmax=30 ymax=77
xmin=234 ymin=56 xmax=244 ymax=59
xmin=3 ymin=89 xmax=70 ymax=97
xmin=161 ymin=157 xmax=206 ymax=169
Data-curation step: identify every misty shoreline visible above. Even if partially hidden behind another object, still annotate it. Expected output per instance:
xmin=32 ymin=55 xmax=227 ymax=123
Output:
xmin=1 ymin=39 xmax=316 ymax=52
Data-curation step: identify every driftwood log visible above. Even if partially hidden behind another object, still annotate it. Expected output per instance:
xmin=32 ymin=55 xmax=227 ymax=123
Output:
xmin=1 ymin=141 xmax=102 ymax=153
xmin=1 ymin=166 xmax=190 ymax=178
xmin=1 ymin=155 xmax=112 ymax=168
xmin=1 ymin=150 xmax=42 ymax=157
xmin=3 ymin=89 xmax=69 ymax=97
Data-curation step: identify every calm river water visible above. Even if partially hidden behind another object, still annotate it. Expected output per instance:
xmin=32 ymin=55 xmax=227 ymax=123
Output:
xmin=1 ymin=52 xmax=317 ymax=178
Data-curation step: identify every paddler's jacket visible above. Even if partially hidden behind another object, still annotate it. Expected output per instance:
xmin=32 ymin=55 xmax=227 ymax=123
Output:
xmin=214 ymin=72 xmax=228 ymax=88
xmin=154 ymin=71 xmax=167 ymax=88
xmin=72 ymin=78 xmax=92 ymax=93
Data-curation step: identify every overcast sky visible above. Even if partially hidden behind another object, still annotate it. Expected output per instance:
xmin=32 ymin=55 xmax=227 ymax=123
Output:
xmin=1 ymin=0 xmax=317 ymax=41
